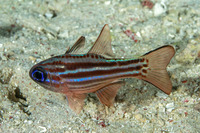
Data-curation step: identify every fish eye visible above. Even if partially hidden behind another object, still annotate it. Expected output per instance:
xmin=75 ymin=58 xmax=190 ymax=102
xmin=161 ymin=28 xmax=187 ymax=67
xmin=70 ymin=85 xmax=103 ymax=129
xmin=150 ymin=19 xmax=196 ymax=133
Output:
xmin=31 ymin=67 xmax=47 ymax=82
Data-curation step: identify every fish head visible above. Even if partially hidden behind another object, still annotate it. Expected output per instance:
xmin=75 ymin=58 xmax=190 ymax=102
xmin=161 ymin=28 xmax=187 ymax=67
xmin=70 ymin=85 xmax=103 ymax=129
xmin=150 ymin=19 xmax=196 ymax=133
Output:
xmin=29 ymin=58 xmax=64 ymax=92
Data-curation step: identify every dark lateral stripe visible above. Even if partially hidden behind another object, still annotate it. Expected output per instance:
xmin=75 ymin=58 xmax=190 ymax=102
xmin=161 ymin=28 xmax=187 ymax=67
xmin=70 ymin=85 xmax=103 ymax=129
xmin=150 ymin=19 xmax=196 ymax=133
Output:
xmin=41 ymin=56 xmax=144 ymax=70
xmin=142 ymin=69 xmax=147 ymax=73
xmin=46 ymin=60 xmax=143 ymax=71
xmin=65 ymin=62 xmax=118 ymax=70
xmin=42 ymin=61 xmax=117 ymax=70
xmin=49 ymin=67 xmax=141 ymax=89
xmin=115 ymin=58 xmax=143 ymax=65
xmin=66 ymin=72 xmax=141 ymax=90
xmin=44 ymin=68 xmax=66 ymax=73
xmin=59 ymin=65 xmax=142 ymax=79
xmin=41 ymin=54 xmax=103 ymax=65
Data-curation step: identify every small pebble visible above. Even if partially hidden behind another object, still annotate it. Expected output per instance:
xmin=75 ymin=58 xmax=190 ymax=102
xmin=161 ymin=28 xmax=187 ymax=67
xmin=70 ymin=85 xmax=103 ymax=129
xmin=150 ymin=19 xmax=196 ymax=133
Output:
xmin=29 ymin=56 xmax=36 ymax=62
xmin=2 ymin=55 xmax=7 ymax=60
xmin=27 ymin=120 xmax=33 ymax=125
xmin=134 ymin=113 xmax=147 ymax=122
xmin=153 ymin=3 xmax=167 ymax=16
xmin=104 ymin=1 xmax=111 ymax=5
xmin=166 ymin=102 xmax=175 ymax=112
xmin=194 ymin=103 xmax=200 ymax=112
xmin=45 ymin=12 xmax=53 ymax=19
xmin=58 ymin=30 xmax=69 ymax=38
xmin=156 ymin=91 xmax=168 ymax=99
xmin=135 ymin=113 xmax=143 ymax=120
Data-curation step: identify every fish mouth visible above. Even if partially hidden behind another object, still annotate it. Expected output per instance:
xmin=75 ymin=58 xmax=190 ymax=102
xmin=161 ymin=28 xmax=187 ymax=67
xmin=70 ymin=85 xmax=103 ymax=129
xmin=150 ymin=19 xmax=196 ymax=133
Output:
xmin=29 ymin=65 xmax=36 ymax=80
xmin=29 ymin=64 xmax=39 ymax=81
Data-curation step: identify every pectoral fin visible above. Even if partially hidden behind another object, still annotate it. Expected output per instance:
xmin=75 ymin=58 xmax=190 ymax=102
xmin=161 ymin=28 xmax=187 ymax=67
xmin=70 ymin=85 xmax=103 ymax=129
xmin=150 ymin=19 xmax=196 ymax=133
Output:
xmin=95 ymin=81 xmax=123 ymax=106
xmin=66 ymin=93 xmax=87 ymax=114
xmin=65 ymin=36 xmax=85 ymax=54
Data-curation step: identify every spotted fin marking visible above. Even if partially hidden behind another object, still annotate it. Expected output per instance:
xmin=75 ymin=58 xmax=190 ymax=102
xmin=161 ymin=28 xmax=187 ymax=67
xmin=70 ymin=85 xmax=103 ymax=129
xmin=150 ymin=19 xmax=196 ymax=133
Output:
xmin=65 ymin=36 xmax=85 ymax=54
xmin=88 ymin=24 xmax=115 ymax=58
xmin=66 ymin=93 xmax=87 ymax=114
xmin=141 ymin=45 xmax=175 ymax=95
xmin=95 ymin=81 xmax=124 ymax=106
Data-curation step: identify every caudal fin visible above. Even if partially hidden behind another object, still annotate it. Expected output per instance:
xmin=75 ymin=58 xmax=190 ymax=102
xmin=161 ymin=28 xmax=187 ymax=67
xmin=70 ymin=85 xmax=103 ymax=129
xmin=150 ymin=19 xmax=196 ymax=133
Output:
xmin=141 ymin=45 xmax=175 ymax=95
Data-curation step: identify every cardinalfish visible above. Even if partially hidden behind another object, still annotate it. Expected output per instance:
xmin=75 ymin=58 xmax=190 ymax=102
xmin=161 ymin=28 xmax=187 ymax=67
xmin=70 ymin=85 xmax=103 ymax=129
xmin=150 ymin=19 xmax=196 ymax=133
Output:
xmin=29 ymin=25 xmax=175 ymax=113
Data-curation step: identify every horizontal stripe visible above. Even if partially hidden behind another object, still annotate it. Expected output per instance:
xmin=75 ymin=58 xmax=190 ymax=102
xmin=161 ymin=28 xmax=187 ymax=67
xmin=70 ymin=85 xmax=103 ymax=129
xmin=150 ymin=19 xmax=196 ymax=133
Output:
xmin=40 ymin=54 xmax=147 ymax=92
xmin=64 ymin=71 xmax=141 ymax=91
xmin=41 ymin=54 xmax=145 ymax=69
xmin=57 ymin=62 xmax=142 ymax=76
xmin=66 ymin=71 xmax=140 ymax=82
xmin=59 ymin=65 xmax=142 ymax=79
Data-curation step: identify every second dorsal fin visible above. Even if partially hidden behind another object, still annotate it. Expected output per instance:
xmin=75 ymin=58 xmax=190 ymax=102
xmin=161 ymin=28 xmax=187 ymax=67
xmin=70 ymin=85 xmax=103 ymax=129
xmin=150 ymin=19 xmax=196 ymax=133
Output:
xmin=88 ymin=24 xmax=115 ymax=58
xmin=65 ymin=36 xmax=85 ymax=54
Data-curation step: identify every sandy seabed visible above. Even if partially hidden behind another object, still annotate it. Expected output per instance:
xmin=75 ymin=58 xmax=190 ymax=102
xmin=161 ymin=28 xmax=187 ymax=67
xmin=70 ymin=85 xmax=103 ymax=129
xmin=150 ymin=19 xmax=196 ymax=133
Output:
xmin=0 ymin=0 xmax=200 ymax=132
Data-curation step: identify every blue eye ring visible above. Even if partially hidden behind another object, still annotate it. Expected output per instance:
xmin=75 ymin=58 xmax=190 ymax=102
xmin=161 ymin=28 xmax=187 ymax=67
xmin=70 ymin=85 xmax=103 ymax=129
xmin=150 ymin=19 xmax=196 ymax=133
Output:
xmin=31 ymin=67 xmax=47 ymax=82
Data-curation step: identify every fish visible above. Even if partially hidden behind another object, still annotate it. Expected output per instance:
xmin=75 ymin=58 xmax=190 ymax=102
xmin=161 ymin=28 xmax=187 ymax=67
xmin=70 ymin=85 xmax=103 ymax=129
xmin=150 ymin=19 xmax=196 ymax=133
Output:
xmin=29 ymin=24 xmax=175 ymax=114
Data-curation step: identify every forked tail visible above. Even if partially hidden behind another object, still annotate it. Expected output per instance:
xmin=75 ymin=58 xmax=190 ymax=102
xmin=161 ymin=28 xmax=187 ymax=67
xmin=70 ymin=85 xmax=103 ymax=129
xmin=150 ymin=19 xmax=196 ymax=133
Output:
xmin=141 ymin=45 xmax=175 ymax=95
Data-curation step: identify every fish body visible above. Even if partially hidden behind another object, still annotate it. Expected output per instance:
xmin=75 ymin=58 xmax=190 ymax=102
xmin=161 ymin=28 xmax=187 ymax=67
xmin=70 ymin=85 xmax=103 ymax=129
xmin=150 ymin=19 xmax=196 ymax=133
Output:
xmin=31 ymin=53 xmax=145 ymax=93
xmin=29 ymin=25 xmax=175 ymax=113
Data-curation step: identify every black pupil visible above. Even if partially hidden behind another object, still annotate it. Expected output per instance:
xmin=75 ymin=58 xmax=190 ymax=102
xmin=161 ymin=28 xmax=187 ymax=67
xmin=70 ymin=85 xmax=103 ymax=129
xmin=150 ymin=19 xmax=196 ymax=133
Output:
xmin=34 ymin=71 xmax=43 ymax=79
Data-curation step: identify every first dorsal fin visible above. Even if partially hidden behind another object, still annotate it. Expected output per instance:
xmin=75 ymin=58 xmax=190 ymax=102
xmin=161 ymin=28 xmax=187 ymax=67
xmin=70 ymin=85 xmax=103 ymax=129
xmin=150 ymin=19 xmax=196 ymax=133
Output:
xmin=88 ymin=24 xmax=115 ymax=58
xmin=95 ymin=81 xmax=123 ymax=106
xmin=65 ymin=36 xmax=85 ymax=54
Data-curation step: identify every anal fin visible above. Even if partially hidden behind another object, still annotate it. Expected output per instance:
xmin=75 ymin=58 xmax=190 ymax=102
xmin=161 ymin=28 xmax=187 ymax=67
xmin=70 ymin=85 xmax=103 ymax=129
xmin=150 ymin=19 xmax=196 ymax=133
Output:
xmin=95 ymin=81 xmax=123 ymax=107
xmin=66 ymin=93 xmax=87 ymax=114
